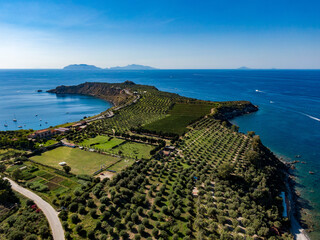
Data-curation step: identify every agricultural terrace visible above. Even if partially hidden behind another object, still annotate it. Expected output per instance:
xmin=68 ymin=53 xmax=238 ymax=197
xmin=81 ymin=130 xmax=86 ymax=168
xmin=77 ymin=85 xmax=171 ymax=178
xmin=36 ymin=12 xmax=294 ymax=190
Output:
xmin=30 ymin=146 xmax=120 ymax=175
xmin=65 ymin=90 xmax=180 ymax=142
xmin=143 ymin=102 xmax=216 ymax=135
xmin=6 ymin=161 xmax=86 ymax=208
xmin=61 ymin=117 xmax=289 ymax=240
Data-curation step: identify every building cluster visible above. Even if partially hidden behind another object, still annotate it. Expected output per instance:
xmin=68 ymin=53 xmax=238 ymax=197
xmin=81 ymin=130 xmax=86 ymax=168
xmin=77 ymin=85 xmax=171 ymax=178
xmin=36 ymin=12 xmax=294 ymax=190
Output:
xmin=28 ymin=121 xmax=87 ymax=139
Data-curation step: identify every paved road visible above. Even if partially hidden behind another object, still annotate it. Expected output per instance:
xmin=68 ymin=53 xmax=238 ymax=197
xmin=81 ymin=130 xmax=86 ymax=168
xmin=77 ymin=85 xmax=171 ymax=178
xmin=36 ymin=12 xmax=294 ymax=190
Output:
xmin=4 ymin=178 xmax=65 ymax=240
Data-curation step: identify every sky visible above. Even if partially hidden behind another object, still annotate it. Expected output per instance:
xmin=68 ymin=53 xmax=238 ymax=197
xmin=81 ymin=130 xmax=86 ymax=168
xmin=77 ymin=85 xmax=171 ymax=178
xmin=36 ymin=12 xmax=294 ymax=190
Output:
xmin=0 ymin=0 xmax=319 ymax=69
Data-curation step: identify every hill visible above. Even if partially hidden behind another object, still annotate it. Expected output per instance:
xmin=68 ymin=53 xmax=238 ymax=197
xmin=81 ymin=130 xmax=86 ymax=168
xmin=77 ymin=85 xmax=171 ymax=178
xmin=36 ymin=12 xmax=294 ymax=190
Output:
xmin=108 ymin=64 xmax=156 ymax=70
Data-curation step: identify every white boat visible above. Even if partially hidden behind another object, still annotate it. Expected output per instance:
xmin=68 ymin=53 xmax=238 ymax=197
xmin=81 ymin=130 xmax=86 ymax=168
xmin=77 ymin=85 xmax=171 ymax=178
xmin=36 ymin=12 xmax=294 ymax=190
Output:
xmin=18 ymin=126 xmax=22 ymax=128
xmin=13 ymin=114 xmax=17 ymax=122
xmin=4 ymin=121 xmax=8 ymax=127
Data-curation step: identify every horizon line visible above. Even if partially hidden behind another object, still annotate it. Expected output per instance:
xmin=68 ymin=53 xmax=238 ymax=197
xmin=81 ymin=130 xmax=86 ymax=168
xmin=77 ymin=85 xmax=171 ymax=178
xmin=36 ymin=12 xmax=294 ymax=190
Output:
xmin=0 ymin=68 xmax=320 ymax=70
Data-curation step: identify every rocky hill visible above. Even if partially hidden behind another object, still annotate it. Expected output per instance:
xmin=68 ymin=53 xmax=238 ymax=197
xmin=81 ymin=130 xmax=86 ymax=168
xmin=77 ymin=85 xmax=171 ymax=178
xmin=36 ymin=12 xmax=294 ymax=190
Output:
xmin=47 ymin=82 xmax=135 ymax=106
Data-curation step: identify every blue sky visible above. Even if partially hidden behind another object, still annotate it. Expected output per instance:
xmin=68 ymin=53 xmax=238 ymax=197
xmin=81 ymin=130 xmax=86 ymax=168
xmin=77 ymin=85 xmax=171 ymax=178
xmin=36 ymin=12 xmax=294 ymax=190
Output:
xmin=0 ymin=0 xmax=319 ymax=69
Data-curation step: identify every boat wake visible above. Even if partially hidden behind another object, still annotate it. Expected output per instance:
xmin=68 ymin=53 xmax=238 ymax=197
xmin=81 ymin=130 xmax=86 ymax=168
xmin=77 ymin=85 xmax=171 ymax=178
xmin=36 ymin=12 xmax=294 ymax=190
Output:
xmin=300 ymin=113 xmax=320 ymax=122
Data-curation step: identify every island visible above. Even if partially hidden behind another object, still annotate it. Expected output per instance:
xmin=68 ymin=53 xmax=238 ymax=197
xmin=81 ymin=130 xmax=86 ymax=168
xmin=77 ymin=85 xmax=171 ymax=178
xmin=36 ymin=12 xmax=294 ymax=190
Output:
xmin=108 ymin=64 xmax=156 ymax=70
xmin=63 ymin=64 xmax=102 ymax=70
xmin=63 ymin=64 xmax=156 ymax=71
xmin=1 ymin=81 xmax=296 ymax=240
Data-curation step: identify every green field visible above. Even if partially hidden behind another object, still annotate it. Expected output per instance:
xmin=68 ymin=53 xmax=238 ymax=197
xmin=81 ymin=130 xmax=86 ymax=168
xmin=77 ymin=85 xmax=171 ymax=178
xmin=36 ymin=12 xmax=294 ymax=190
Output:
xmin=143 ymin=102 xmax=215 ymax=135
xmin=30 ymin=146 xmax=120 ymax=175
xmin=80 ymin=136 xmax=125 ymax=151
xmin=109 ymin=141 xmax=155 ymax=159
xmin=81 ymin=135 xmax=124 ymax=150
xmin=107 ymin=158 xmax=136 ymax=172
xmin=36 ymin=139 xmax=58 ymax=148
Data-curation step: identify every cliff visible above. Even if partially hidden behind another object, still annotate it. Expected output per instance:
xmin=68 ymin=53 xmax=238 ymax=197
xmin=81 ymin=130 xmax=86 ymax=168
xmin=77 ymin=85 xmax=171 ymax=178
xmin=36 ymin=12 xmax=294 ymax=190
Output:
xmin=214 ymin=101 xmax=258 ymax=119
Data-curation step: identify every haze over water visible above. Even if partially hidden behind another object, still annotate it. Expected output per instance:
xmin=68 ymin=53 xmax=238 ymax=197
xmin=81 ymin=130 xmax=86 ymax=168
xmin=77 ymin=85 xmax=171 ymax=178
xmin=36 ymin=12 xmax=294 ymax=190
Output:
xmin=0 ymin=69 xmax=319 ymax=237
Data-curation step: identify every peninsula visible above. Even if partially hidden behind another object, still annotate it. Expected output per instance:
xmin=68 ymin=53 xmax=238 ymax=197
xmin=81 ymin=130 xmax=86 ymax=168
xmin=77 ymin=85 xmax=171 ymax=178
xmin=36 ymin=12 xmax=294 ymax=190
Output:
xmin=1 ymin=81 xmax=295 ymax=240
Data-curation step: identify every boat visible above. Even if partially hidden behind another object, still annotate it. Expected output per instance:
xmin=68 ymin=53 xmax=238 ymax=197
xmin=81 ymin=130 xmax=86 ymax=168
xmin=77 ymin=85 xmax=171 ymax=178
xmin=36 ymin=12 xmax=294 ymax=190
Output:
xmin=13 ymin=114 xmax=17 ymax=122
xmin=45 ymin=121 xmax=48 ymax=124
xmin=295 ymin=155 xmax=301 ymax=158
xmin=35 ymin=114 xmax=38 ymax=117
xmin=309 ymin=171 xmax=315 ymax=175
xmin=18 ymin=126 xmax=22 ymax=128
xmin=4 ymin=121 xmax=8 ymax=127
xmin=40 ymin=119 xmax=42 ymax=121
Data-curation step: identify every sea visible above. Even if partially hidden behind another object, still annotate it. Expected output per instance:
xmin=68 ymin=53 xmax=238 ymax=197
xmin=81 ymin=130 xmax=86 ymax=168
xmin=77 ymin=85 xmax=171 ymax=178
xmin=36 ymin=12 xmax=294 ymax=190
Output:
xmin=0 ymin=69 xmax=319 ymax=238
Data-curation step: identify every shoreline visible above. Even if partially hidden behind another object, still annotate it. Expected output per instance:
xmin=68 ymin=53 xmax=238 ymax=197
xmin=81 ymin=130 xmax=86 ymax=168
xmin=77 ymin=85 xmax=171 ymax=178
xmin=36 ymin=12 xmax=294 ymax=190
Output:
xmin=281 ymin=158 xmax=312 ymax=240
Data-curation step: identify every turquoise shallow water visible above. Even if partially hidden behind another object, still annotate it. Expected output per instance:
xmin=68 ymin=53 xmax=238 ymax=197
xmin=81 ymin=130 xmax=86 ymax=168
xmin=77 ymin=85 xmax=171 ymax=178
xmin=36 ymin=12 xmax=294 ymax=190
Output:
xmin=0 ymin=69 xmax=319 ymax=237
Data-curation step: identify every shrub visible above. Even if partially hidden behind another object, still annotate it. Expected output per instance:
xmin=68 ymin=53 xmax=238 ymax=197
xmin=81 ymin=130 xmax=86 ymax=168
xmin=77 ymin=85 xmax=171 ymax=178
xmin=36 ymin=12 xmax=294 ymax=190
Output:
xmin=71 ymin=214 xmax=79 ymax=224
xmin=69 ymin=202 xmax=78 ymax=212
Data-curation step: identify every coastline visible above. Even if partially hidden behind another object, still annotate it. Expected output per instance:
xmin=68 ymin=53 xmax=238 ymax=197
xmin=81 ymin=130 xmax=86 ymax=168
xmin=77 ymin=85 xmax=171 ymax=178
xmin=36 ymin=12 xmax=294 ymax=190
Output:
xmin=2 ymin=77 xmax=317 ymax=239
xmin=281 ymin=159 xmax=311 ymax=240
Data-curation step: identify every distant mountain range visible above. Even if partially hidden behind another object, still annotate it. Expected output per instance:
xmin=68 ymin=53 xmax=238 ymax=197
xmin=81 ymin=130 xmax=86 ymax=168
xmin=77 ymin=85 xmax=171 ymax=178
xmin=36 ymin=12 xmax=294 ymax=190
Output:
xmin=63 ymin=64 xmax=156 ymax=70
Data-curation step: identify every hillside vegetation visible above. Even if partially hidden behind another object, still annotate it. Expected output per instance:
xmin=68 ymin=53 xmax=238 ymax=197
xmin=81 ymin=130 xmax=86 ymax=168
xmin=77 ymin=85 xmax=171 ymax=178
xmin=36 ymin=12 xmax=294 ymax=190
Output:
xmin=1 ymin=81 xmax=292 ymax=240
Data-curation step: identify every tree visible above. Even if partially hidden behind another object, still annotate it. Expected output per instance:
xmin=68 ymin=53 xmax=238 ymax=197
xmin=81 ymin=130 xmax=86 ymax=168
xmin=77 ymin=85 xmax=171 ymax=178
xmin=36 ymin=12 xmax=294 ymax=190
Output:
xmin=231 ymin=125 xmax=239 ymax=132
xmin=0 ymin=164 xmax=5 ymax=174
xmin=217 ymin=163 xmax=234 ymax=179
xmin=12 ymin=169 xmax=22 ymax=181
xmin=63 ymin=165 xmax=71 ymax=174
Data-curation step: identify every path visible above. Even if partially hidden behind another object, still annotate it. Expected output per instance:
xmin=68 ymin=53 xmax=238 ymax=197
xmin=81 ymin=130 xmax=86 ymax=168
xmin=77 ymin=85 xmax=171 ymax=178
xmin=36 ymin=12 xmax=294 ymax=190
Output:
xmin=4 ymin=178 xmax=65 ymax=240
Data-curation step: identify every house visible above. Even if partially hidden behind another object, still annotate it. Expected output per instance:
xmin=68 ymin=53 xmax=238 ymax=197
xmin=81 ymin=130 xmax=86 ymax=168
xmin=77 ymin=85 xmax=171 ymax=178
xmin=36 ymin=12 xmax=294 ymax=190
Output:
xmin=72 ymin=121 xmax=86 ymax=128
xmin=28 ymin=129 xmax=58 ymax=139
xmin=62 ymin=142 xmax=76 ymax=148
xmin=55 ymin=127 xmax=70 ymax=134
xmin=164 ymin=146 xmax=175 ymax=151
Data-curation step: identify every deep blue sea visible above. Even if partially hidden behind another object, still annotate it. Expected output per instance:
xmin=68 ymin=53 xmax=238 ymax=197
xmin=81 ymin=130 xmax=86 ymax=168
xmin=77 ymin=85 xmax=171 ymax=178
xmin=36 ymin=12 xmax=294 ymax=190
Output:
xmin=0 ymin=69 xmax=319 ymax=237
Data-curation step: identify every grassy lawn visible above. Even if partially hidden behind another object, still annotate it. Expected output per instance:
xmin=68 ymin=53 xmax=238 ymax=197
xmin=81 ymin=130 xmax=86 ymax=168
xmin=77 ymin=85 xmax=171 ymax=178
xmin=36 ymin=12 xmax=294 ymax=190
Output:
xmin=107 ymin=158 xmax=135 ymax=172
xmin=36 ymin=139 xmax=58 ymax=148
xmin=109 ymin=141 xmax=155 ymax=159
xmin=143 ymin=103 xmax=215 ymax=135
xmin=81 ymin=135 xmax=125 ymax=150
xmin=30 ymin=146 xmax=120 ymax=175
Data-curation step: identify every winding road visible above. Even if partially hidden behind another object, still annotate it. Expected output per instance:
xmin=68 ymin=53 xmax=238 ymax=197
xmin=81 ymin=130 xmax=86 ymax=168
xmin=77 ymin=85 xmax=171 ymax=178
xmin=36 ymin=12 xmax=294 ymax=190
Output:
xmin=4 ymin=178 xmax=65 ymax=240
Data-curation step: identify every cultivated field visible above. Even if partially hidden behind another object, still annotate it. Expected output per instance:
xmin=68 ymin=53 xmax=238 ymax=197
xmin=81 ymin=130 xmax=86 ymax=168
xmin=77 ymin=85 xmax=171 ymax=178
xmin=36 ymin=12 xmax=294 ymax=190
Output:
xmin=6 ymin=161 xmax=83 ymax=207
xmin=143 ymin=103 xmax=215 ymax=135
xmin=30 ymin=146 xmax=120 ymax=175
